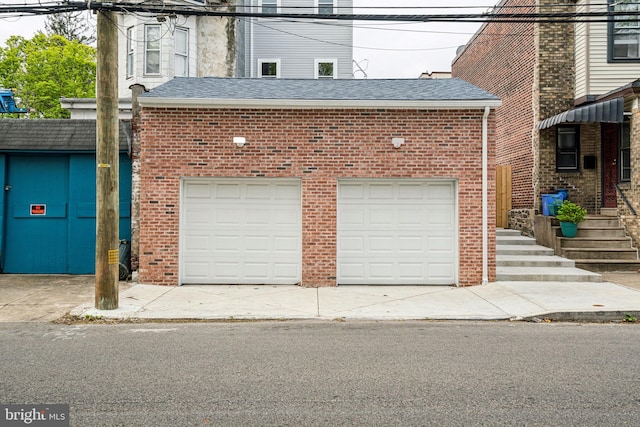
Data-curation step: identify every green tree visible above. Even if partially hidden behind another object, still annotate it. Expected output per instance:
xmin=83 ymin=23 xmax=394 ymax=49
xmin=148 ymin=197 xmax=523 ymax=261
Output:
xmin=45 ymin=12 xmax=96 ymax=45
xmin=0 ymin=33 xmax=96 ymax=118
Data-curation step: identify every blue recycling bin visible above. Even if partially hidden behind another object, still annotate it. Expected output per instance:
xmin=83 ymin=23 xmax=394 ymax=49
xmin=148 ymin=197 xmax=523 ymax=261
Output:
xmin=542 ymin=194 xmax=562 ymax=216
xmin=557 ymin=189 xmax=568 ymax=201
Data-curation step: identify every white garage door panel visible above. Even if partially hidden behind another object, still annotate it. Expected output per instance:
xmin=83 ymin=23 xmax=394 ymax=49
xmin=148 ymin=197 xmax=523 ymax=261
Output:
xmin=338 ymin=180 xmax=457 ymax=285
xmin=181 ymin=179 xmax=302 ymax=284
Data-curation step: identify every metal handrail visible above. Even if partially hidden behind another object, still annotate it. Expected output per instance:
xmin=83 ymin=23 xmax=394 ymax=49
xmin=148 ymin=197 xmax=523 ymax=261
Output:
xmin=615 ymin=184 xmax=637 ymax=216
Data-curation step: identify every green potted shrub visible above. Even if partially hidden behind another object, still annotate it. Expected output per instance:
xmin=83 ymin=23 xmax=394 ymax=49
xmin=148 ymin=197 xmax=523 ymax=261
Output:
xmin=556 ymin=200 xmax=587 ymax=238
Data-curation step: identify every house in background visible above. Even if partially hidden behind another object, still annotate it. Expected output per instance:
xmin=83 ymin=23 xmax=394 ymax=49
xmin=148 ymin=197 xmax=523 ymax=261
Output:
xmin=115 ymin=0 xmax=354 ymax=98
xmin=117 ymin=1 xmax=238 ymax=99
xmin=236 ymin=0 xmax=353 ymax=79
xmin=452 ymin=0 xmax=640 ymax=270
xmin=136 ymin=77 xmax=499 ymax=287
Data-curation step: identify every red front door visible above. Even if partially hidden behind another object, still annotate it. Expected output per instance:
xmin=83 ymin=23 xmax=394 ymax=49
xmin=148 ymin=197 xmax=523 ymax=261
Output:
xmin=602 ymin=123 xmax=618 ymax=208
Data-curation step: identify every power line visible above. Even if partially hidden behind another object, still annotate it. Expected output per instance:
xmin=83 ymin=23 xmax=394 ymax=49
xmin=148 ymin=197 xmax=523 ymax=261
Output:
xmin=1 ymin=2 xmax=639 ymax=23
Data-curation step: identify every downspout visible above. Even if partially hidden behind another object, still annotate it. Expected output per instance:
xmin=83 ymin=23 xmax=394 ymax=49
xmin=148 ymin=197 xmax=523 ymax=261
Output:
xmin=250 ymin=1 xmax=254 ymax=78
xmin=482 ymin=106 xmax=490 ymax=286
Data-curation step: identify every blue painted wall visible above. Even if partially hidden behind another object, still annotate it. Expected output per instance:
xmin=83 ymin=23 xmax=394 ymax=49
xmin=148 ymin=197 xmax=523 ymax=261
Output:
xmin=1 ymin=153 xmax=131 ymax=274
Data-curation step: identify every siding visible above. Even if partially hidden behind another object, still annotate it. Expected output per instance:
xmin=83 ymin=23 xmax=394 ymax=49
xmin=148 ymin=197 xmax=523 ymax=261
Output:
xmin=242 ymin=0 xmax=353 ymax=78
xmin=575 ymin=1 xmax=640 ymax=99
xmin=574 ymin=2 xmax=588 ymax=98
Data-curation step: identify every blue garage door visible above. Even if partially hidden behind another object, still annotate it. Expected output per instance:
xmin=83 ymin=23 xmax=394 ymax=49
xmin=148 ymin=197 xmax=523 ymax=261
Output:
xmin=1 ymin=154 xmax=131 ymax=274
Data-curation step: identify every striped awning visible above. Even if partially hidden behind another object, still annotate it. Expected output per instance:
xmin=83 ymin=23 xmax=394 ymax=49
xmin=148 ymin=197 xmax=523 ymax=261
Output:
xmin=538 ymin=97 xmax=625 ymax=129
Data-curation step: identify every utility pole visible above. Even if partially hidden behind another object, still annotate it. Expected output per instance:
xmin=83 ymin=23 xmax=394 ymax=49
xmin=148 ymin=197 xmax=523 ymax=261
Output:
xmin=95 ymin=9 xmax=119 ymax=309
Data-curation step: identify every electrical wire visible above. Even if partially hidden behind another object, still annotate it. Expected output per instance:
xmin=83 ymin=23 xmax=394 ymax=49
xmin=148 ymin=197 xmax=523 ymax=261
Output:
xmin=1 ymin=2 xmax=639 ymax=23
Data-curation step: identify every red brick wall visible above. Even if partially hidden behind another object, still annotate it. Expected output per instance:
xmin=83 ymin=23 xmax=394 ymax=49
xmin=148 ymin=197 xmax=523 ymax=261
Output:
xmin=452 ymin=0 xmax=536 ymax=209
xmin=138 ymin=107 xmax=496 ymax=287
xmin=452 ymin=0 xmax=576 ymax=214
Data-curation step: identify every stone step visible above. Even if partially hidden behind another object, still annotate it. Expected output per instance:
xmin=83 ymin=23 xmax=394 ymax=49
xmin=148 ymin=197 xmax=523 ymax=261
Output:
xmin=575 ymin=259 xmax=640 ymax=273
xmin=598 ymin=208 xmax=618 ymax=217
xmin=496 ymin=266 xmax=602 ymax=282
xmin=496 ymin=244 xmax=555 ymax=256
xmin=571 ymin=227 xmax=626 ymax=238
xmin=559 ymin=236 xmax=634 ymax=249
xmin=497 ymin=255 xmax=575 ymax=267
xmin=496 ymin=235 xmax=536 ymax=246
xmin=561 ymin=247 xmax=639 ymax=260
xmin=496 ymin=228 xmax=522 ymax=237
xmin=581 ymin=217 xmax=621 ymax=228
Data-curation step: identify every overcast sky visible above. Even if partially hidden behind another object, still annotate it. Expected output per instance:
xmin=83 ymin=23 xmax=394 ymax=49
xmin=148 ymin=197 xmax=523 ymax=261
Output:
xmin=0 ymin=0 xmax=491 ymax=78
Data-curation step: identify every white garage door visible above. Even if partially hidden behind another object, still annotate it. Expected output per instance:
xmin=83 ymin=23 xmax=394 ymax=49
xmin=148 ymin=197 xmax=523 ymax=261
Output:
xmin=338 ymin=180 xmax=457 ymax=285
xmin=181 ymin=178 xmax=302 ymax=285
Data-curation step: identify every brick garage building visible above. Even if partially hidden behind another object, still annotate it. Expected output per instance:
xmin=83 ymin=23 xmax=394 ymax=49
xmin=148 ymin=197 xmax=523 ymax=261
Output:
xmin=136 ymin=77 xmax=500 ymax=287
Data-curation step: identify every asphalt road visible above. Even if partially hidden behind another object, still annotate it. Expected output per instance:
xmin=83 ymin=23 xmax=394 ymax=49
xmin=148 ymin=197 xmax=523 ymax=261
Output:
xmin=1 ymin=321 xmax=639 ymax=426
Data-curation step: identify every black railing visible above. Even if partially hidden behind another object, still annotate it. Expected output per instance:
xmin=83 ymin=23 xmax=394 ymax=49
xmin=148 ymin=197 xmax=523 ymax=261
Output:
xmin=615 ymin=184 xmax=638 ymax=216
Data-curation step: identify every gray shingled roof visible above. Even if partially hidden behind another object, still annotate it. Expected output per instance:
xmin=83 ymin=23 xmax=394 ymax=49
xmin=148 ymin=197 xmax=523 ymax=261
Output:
xmin=141 ymin=77 xmax=499 ymax=103
xmin=0 ymin=119 xmax=131 ymax=152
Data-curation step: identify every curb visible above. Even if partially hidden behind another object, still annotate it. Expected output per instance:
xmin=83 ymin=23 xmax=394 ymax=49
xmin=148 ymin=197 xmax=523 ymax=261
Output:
xmin=523 ymin=311 xmax=640 ymax=323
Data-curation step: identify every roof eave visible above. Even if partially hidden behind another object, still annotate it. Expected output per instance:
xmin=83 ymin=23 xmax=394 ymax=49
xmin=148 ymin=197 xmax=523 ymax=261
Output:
xmin=138 ymin=97 xmax=502 ymax=109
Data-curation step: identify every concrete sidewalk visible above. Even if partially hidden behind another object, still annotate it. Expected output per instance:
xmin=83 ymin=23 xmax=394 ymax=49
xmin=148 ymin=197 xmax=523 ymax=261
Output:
xmin=71 ymin=277 xmax=640 ymax=322
xmin=3 ymin=274 xmax=640 ymax=323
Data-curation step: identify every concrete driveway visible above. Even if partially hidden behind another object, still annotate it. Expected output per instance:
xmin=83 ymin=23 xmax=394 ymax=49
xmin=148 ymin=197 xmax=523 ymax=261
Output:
xmin=0 ymin=275 xmax=131 ymax=322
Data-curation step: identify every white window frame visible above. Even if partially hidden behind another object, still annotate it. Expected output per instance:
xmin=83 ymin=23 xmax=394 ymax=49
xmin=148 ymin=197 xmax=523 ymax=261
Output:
xmin=609 ymin=0 xmax=640 ymax=61
xmin=315 ymin=0 xmax=335 ymax=15
xmin=126 ymin=27 xmax=134 ymax=79
xmin=144 ymin=24 xmax=162 ymax=76
xmin=258 ymin=58 xmax=281 ymax=78
xmin=175 ymin=27 xmax=189 ymax=77
xmin=259 ymin=0 xmax=279 ymax=16
xmin=315 ymin=59 xmax=337 ymax=79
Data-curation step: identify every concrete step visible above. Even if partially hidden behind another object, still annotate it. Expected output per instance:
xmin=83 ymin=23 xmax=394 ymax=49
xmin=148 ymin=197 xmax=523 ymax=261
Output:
xmin=572 ymin=227 xmax=626 ymax=238
xmin=496 ymin=228 xmax=521 ymax=237
xmin=559 ymin=236 xmax=634 ymax=249
xmin=496 ymin=266 xmax=602 ymax=282
xmin=497 ymin=255 xmax=575 ymax=268
xmin=496 ymin=235 xmax=536 ymax=246
xmin=599 ymin=208 xmax=618 ymax=217
xmin=582 ymin=217 xmax=620 ymax=228
xmin=496 ymin=244 xmax=555 ymax=256
xmin=561 ymin=247 xmax=639 ymax=260
xmin=494 ymin=228 xmax=605 ymax=283
xmin=574 ymin=259 xmax=640 ymax=273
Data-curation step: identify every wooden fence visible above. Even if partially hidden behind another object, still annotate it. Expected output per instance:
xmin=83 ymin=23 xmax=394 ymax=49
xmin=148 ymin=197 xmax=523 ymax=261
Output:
xmin=496 ymin=165 xmax=512 ymax=228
